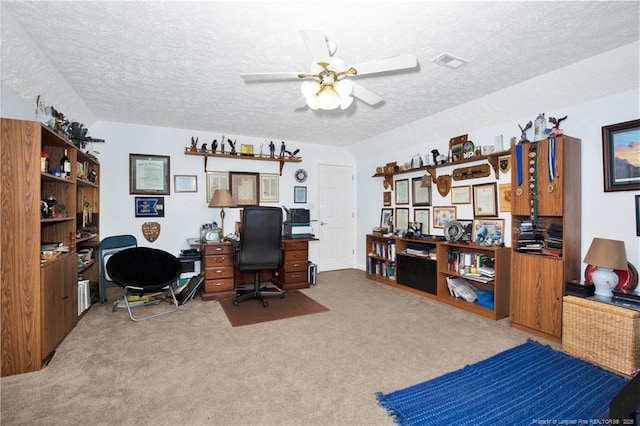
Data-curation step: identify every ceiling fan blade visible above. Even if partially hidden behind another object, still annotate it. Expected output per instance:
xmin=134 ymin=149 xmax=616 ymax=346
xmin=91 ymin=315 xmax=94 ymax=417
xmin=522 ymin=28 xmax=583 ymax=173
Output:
xmin=351 ymin=82 xmax=383 ymax=106
xmin=294 ymin=96 xmax=308 ymax=109
xmin=299 ymin=29 xmax=330 ymax=63
xmin=241 ymin=72 xmax=301 ymax=81
xmin=351 ymin=54 xmax=417 ymax=76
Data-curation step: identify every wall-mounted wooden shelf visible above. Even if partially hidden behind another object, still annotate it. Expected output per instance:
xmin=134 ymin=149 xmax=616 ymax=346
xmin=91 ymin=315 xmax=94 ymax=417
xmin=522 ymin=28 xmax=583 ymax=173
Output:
xmin=372 ymin=149 xmax=512 ymax=185
xmin=184 ymin=149 xmax=302 ymax=175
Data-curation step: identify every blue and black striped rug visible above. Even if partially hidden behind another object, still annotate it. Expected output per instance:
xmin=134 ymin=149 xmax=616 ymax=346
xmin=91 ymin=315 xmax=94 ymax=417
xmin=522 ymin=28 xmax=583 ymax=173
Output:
xmin=376 ymin=340 xmax=629 ymax=425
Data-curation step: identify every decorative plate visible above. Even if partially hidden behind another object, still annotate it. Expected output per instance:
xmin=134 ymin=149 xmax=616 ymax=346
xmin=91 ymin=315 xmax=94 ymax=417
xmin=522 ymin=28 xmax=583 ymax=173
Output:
xmin=443 ymin=220 xmax=465 ymax=242
xmin=295 ymin=169 xmax=307 ymax=183
xmin=584 ymin=262 xmax=639 ymax=291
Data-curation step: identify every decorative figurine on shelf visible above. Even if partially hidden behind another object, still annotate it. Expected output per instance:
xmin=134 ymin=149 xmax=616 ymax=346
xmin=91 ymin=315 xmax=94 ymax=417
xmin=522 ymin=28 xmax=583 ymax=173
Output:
xmin=269 ymin=141 xmax=275 ymax=158
xmin=549 ymin=115 xmax=567 ymax=137
xmin=221 ymin=135 xmax=226 ymax=154
xmin=289 ymin=148 xmax=300 ymax=159
xmin=533 ymin=113 xmax=547 ymax=142
xmin=279 ymin=141 xmax=286 ymax=159
xmin=431 ymin=149 xmax=440 ymax=165
xmin=211 ymin=139 xmax=218 ymax=153
xmin=190 ymin=137 xmax=198 ymax=152
xmin=200 ymin=143 xmax=208 ymax=152
xmin=229 ymin=140 xmax=237 ymax=155
xmin=88 ymin=169 xmax=98 ymax=184
xmin=518 ymin=121 xmax=532 ymax=143
xmin=259 ymin=143 xmax=264 ymax=157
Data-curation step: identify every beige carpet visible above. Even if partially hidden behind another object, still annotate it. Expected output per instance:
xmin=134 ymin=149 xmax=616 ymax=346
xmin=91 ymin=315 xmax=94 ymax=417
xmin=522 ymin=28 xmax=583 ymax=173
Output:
xmin=0 ymin=269 xmax=551 ymax=425
xmin=219 ymin=290 xmax=329 ymax=327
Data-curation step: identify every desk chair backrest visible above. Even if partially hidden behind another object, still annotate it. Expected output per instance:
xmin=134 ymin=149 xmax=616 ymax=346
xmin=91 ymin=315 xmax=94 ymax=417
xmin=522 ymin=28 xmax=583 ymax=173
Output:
xmin=237 ymin=207 xmax=283 ymax=271
xmin=99 ymin=234 xmax=137 ymax=304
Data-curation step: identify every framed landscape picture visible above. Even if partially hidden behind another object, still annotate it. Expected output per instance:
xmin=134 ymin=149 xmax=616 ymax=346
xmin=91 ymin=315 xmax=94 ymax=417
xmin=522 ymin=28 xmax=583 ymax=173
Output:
xmin=602 ymin=119 xmax=640 ymax=191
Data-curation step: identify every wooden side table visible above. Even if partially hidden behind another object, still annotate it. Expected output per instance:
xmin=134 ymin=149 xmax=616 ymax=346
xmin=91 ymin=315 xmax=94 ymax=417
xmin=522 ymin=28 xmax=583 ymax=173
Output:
xmin=562 ymin=295 xmax=640 ymax=375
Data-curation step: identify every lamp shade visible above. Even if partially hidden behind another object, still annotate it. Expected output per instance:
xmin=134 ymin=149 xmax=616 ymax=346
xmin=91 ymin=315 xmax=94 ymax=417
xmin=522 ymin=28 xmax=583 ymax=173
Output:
xmin=208 ymin=189 xmax=235 ymax=208
xmin=583 ymin=238 xmax=627 ymax=270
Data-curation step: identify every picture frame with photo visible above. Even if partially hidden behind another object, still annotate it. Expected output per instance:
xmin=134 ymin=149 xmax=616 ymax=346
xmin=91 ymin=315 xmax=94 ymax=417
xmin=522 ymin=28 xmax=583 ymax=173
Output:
xmin=380 ymin=208 xmax=393 ymax=229
xmin=433 ymin=206 xmax=457 ymax=229
xmin=472 ymin=218 xmax=505 ymax=246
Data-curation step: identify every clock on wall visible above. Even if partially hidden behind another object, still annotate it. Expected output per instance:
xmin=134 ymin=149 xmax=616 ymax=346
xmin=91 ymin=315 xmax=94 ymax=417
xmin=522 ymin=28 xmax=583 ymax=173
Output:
xmin=295 ymin=169 xmax=307 ymax=183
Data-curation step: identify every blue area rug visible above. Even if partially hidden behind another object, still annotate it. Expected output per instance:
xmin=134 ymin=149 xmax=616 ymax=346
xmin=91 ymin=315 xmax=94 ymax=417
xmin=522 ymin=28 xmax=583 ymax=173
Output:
xmin=376 ymin=340 xmax=629 ymax=426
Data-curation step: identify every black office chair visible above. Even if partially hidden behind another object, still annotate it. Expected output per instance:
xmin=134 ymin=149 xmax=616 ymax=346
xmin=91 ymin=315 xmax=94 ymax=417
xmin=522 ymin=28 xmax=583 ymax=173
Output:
xmin=106 ymin=247 xmax=181 ymax=321
xmin=232 ymin=206 xmax=285 ymax=307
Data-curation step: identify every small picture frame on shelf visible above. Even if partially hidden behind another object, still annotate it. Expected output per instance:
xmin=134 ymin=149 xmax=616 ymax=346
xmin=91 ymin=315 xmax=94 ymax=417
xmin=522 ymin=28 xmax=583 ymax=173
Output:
xmin=472 ymin=218 xmax=504 ymax=246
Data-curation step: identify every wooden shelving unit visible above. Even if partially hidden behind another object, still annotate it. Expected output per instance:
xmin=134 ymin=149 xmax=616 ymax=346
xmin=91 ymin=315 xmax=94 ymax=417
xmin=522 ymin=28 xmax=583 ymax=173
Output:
xmin=184 ymin=149 xmax=301 ymax=175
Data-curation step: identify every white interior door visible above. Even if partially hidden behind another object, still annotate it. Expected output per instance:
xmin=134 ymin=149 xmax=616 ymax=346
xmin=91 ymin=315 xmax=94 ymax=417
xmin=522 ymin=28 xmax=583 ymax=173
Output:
xmin=317 ymin=164 xmax=354 ymax=271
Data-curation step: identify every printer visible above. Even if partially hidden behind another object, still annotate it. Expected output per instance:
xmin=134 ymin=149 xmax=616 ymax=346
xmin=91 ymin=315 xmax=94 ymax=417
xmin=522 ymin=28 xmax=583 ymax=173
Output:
xmin=282 ymin=207 xmax=315 ymax=239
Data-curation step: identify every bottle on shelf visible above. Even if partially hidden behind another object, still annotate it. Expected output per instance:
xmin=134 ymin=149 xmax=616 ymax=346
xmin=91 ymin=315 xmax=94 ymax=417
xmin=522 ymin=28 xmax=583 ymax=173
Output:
xmin=60 ymin=148 xmax=71 ymax=179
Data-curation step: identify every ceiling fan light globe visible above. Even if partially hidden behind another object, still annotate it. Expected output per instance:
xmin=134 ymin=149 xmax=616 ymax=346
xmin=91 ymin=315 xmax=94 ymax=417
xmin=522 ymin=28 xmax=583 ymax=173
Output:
xmin=334 ymin=80 xmax=353 ymax=97
xmin=316 ymin=85 xmax=341 ymax=110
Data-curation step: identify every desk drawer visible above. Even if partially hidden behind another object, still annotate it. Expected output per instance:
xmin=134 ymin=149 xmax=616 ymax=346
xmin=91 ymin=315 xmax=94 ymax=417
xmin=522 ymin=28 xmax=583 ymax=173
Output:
xmin=283 ymin=240 xmax=308 ymax=251
xmin=204 ymin=255 xmax=233 ymax=267
xmin=282 ymin=260 xmax=307 ymax=272
xmin=205 ymin=266 xmax=234 ymax=279
xmin=284 ymin=249 xmax=308 ymax=263
xmin=204 ymin=278 xmax=234 ymax=293
xmin=279 ymin=271 xmax=307 ymax=284
xmin=204 ymin=244 xmax=234 ymax=256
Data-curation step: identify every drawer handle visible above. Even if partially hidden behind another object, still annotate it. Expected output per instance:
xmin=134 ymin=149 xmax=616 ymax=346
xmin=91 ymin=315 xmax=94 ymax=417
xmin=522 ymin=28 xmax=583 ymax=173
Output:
xmin=293 ymin=263 xmax=302 ymax=267
xmin=214 ymin=282 xmax=223 ymax=286
xmin=215 ymin=270 xmax=224 ymax=274
xmin=215 ymin=247 xmax=223 ymax=251
xmin=292 ymin=273 xmax=301 ymax=278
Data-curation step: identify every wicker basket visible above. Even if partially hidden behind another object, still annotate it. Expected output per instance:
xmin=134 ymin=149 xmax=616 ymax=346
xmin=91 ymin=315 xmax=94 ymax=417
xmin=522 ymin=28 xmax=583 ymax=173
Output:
xmin=562 ymin=295 xmax=640 ymax=376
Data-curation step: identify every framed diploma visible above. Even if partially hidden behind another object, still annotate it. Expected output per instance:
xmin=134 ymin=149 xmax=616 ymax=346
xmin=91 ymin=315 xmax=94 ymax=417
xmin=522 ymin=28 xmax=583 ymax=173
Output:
xmin=395 ymin=179 xmax=409 ymax=205
xmin=174 ymin=175 xmax=197 ymax=193
xmin=130 ymin=154 xmax=170 ymax=195
xmin=472 ymin=182 xmax=498 ymax=217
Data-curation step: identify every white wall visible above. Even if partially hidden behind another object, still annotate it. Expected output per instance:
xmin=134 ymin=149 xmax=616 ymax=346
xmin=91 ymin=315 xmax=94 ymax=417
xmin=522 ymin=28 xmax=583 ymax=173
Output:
xmin=90 ymin=120 xmax=355 ymax=263
xmin=354 ymin=89 xmax=640 ymax=274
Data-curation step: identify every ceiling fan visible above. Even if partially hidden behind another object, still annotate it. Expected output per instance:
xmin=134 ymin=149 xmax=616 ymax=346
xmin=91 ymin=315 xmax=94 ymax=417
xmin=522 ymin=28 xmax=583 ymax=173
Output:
xmin=240 ymin=29 xmax=418 ymax=111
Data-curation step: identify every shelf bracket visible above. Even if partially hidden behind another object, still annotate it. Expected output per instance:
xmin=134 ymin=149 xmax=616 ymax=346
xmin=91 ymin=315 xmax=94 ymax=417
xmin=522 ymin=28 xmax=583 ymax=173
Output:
xmin=279 ymin=160 xmax=285 ymax=176
xmin=203 ymin=155 xmax=208 ymax=173
xmin=487 ymin=155 xmax=500 ymax=179
xmin=426 ymin=166 xmax=437 ymax=181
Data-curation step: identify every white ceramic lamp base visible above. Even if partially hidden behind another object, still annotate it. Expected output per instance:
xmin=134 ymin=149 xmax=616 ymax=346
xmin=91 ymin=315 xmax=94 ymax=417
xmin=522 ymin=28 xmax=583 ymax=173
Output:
xmin=591 ymin=267 xmax=619 ymax=297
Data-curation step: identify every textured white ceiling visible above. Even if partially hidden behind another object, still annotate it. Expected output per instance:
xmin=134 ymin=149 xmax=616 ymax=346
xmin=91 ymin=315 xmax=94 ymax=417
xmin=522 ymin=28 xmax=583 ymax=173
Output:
xmin=2 ymin=1 xmax=639 ymax=147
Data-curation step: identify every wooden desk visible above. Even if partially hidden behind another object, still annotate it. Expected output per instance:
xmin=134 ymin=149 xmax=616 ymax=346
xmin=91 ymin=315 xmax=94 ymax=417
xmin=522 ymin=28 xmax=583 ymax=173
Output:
xmin=201 ymin=238 xmax=318 ymax=300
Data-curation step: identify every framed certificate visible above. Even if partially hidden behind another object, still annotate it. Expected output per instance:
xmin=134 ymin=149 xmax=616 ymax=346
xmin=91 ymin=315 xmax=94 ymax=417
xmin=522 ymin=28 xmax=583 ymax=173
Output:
xmin=129 ymin=154 xmax=170 ymax=195
xmin=174 ymin=175 xmax=197 ymax=193
xmin=472 ymin=183 xmax=498 ymax=217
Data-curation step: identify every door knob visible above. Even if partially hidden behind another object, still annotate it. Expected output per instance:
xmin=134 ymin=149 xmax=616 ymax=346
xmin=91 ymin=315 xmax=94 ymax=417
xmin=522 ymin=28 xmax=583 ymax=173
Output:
xmin=320 ymin=221 xmax=328 ymax=226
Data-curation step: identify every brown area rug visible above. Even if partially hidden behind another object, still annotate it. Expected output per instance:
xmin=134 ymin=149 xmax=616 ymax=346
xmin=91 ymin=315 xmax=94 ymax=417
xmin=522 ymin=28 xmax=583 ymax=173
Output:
xmin=219 ymin=290 xmax=329 ymax=327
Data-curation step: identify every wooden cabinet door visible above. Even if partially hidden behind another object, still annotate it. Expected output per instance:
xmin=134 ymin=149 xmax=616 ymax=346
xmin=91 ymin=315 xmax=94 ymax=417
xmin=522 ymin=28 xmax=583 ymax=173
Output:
xmin=510 ymin=254 xmax=564 ymax=338
xmin=41 ymin=259 xmax=67 ymax=359
xmin=511 ymin=143 xmax=531 ymax=215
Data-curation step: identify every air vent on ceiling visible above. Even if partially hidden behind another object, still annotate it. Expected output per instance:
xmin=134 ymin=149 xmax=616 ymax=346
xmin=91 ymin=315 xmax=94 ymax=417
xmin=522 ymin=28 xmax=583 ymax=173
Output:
xmin=432 ymin=53 xmax=468 ymax=69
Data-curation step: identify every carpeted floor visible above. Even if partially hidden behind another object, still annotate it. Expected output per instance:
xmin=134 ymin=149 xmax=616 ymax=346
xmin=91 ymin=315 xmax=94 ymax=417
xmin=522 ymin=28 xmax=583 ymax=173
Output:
xmin=1 ymin=269 xmax=545 ymax=425
xmin=376 ymin=340 xmax=629 ymax=426
xmin=219 ymin=290 xmax=329 ymax=326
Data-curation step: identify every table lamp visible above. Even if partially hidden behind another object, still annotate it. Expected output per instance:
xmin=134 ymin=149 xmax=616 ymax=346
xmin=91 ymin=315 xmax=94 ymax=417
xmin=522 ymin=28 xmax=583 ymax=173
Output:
xmin=583 ymin=237 xmax=627 ymax=297
xmin=208 ymin=189 xmax=235 ymax=238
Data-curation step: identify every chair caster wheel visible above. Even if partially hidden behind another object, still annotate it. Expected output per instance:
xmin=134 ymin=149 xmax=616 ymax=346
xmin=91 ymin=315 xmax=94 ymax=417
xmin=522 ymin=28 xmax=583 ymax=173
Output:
xmin=280 ymin=293 xmax=285 ymax=299
xmin=232 ymin=299 xmax=239 ymax=306
xmin=262 ymin=300 xmax=269 ymax=307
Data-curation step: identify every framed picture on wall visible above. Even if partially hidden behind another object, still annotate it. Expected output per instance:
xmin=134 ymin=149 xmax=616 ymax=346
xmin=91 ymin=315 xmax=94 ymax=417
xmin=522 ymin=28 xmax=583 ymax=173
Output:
xmin=383 ymin=191 xmax=392 ymax=206
xmin=413 ymin=208 xmax=430 ymax=235
xmin=129 ymin=154 xmax=170 ymax=195
xmin=472 ymin=183 xmax=498 ymax=217
xmin=450 ymin=185 xmax=471 ymax=204
xmin=411 ymin=176 xmax=431 ymax=206
xmin=602 ymin=119 xmax=640 ymax=191
xmin=134 ymin=196 xmax=165 ymax=217
xmin=259 ymin=173 xmax=279 ymax=203
xmin=174 ymin=175 xmax=197 ymax=193
xmin=472 ymin=218 xmax=505 ymax=246
xmin=395 ymin=208 xmax=409 ymax=231
xmin=433 ymin=206 xmax=457 ymax=229
xmin=230 ymin=172 xmax=259 ymax=206
xmin=206 ymin=171 xmax=229 ymax=203
xmin=294 ymin=186 xmax=307 ymax=203
xmin=380 ymin=208 xmax=393 ymax=229
xmin=395 ymin=179 xmax=409 ymax=205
